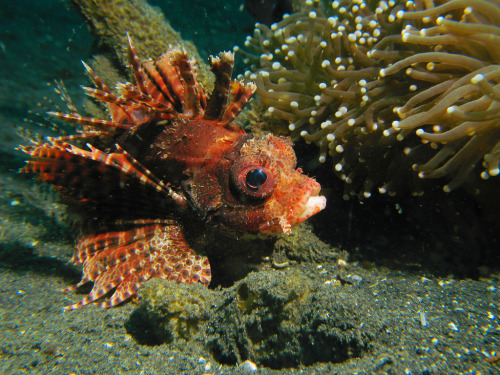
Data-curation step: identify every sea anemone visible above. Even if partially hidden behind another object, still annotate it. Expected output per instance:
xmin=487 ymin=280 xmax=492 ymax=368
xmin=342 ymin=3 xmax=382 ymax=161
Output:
xmin=236 ymin=0 xmax=500 ymax=198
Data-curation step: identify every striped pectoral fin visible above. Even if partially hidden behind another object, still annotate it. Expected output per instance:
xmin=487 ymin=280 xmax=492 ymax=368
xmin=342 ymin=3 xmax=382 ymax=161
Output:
xmin=48 ymin=111 xmax=130 ymax=130
xmin=63 ymin=223 xmax=211 ymax=310
xmin=21 ymin=141 xmax=187 ymax=208
xmin=20 ymin=143 xmax=134 ymax=202
xmin=148 ymin=222 xmax=211 ymax=285
xmin=64 ymin=251 xmax=147 ymax=311
xmin=20 ymin=143 xmax=98 ymax=188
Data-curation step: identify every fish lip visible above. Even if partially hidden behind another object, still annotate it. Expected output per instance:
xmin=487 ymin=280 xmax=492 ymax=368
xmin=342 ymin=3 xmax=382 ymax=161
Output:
xmin=284 ymin=179 xmax=326 ymax=229
xmin=259 ymin=181 xmax=326 ymax=235
xmin=290 ymin=190 xmax=326 ymax=226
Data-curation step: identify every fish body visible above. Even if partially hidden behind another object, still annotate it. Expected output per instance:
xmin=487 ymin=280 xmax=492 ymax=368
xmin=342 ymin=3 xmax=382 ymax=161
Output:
xmin=20 ymin=36 xmax=326 ymax=310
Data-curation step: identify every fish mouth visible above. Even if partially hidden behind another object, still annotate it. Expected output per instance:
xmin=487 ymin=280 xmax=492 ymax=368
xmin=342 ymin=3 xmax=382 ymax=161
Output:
xmin=259 ymin=179 xmax=326 ymax=235
xmin=288 ymin=184 xmax=326 ymax=227
xmin=295 ymin=194 xmax=327 ymax=224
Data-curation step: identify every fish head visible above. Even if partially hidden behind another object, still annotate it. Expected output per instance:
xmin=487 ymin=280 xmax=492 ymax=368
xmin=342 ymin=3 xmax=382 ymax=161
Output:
xmin=185 ymin=134 xmax=326 ymax=236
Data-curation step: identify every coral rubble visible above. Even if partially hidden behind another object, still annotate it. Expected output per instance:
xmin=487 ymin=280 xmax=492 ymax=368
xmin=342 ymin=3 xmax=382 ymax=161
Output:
xmin=237 ymin=0 xmax=500 ymax=198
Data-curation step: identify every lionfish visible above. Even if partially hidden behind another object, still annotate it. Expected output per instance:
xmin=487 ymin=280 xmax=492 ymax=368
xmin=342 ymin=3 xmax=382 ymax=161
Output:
xmin=20 ymin=35 xmax=326 ymax=310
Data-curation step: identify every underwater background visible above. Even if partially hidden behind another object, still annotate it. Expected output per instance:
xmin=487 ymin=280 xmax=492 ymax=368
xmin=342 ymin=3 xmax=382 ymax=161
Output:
xmin=0 ymin=0 xmax=499 ymax=373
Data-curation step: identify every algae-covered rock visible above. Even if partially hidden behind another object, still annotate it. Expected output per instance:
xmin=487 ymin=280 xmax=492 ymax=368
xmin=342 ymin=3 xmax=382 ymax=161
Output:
xmin=70 ymin=0 xmax=213 ymax=90
xmin=138 ymin=278 xmax=215 ymax=343
xmin=136 ymin=266 xmax=379 ymax=368
xmin=205 ymin=268 xmax=310 ymax=366
xmin=207 ymin=267 xmax=377 ymax=368
xmin=273 ymin=222 xmax=343 ymax=264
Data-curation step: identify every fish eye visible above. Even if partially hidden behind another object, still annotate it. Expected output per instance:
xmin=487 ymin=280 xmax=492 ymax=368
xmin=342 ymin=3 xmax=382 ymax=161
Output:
xmin=245 ymin=168 xmax=267 ymax=191
xmin=231 ymin=158 xmax=276 ymax=199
